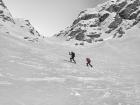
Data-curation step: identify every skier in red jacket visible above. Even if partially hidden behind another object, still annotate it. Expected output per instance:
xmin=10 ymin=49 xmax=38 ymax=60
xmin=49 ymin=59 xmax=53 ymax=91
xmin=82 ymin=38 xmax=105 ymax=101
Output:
xmin=86 ymin=58 xmax=93 ymax=68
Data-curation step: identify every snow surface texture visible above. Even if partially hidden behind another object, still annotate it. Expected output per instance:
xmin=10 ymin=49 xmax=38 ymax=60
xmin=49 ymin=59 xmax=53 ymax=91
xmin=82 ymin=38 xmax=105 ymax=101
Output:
xmin=56 ymin=0 xmax=140 ymax=44
xmin=0 ymin=25 xmax=140 ymax=105
xmin=0 ymin=0 xmax=140 ymax=105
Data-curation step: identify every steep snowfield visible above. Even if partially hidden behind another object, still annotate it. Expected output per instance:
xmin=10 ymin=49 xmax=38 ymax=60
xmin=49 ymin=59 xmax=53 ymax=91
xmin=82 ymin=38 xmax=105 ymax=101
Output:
xmin=0 ymin=25 xmax=140 ymax=105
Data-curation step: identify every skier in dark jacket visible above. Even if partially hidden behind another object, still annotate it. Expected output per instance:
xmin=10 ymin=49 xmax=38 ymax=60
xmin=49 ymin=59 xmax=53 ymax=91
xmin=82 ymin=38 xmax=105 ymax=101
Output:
xmin=69 ymin=51 xmax=76 ymax=64
xmin=86 ymin=58 xmax=93 ymax=68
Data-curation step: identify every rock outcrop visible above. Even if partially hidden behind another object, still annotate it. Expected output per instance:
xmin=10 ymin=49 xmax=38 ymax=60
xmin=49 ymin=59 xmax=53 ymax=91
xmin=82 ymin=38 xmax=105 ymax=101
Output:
xmin=0 ymin=0 xmax=15 ymax=23
xmin=56 ymin=0 xmax=140 ymax=43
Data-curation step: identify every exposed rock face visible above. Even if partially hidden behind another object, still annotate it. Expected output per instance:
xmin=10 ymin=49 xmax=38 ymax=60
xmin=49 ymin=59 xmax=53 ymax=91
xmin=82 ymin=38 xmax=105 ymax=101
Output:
xmin=0 ymin=0 xmax=15 ymax=23
xmin=0 ymin=0 xmax=42 ymax=41
xmin=119 ymin=0 xmax=140 ymax=19
xmin=15 ymin=19 xmax=41 ymax=37
xmin=56 ymin=0 xmax=140 ymax=43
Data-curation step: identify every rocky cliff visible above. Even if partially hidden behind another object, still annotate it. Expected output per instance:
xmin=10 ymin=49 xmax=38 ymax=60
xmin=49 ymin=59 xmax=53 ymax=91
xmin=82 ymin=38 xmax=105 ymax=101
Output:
xmin=56 ymin=0 xmax=140 ymax=44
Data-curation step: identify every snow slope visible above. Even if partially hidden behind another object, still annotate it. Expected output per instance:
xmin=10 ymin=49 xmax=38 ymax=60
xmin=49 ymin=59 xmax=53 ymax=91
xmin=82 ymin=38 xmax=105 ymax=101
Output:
xmin=0 ymin=0 xmax=140 ymax=105
xmin=0 ymin=25 xmax=140 ymax=105
xmin=0 ymin=0 xmax=43 ymax=43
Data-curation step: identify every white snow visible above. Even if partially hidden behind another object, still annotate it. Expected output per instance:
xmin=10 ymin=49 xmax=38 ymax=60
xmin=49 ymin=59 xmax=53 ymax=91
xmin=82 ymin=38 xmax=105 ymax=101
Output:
xmin=0 ymin=24 xmax=140 ymax=105
xmin=0 ymin=0 xmax=140 ymax=104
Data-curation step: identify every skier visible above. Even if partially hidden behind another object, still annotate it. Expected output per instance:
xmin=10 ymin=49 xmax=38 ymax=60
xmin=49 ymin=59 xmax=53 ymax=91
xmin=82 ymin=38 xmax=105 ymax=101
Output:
xmin=86 ymin=58 xmax=93 ymax=68
xmin=69 ymin=51 xmax=76 ymax=64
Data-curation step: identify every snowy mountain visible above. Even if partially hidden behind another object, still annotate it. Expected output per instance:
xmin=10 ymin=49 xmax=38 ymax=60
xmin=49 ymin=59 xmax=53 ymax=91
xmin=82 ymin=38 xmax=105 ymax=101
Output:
xmin=55 ymin=0 xmax=140 ymax=44
xmin=0 ymin=0 xmax=140 ymax=105
xmin=0 ymin=0 xmax=42 ymax=42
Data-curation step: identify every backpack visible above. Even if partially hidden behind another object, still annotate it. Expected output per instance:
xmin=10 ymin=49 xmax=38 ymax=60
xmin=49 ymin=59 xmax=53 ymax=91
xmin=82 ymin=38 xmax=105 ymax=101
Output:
xmin=86 ymin=58 xmax=91 ymax=62
xmin=71 ymin=52 xmax=75 ymax=57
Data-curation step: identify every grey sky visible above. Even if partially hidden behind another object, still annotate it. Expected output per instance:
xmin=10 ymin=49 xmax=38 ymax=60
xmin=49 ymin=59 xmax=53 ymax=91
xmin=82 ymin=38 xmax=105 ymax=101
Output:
xmin=4 ymin=0 xmax=107 ymax=36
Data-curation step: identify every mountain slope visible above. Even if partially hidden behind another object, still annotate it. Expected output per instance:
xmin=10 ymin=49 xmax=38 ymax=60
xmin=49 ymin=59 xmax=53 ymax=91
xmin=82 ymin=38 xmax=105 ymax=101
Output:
xmin=0 ymin=25 xmax=140 ymax=105
xmin=0 ymin=0 xmax=43 ymax=42
xmin=0 ymin=0 xmax=140 ymax=105
xmin=56 ymin=0 xmax=140 ymax=44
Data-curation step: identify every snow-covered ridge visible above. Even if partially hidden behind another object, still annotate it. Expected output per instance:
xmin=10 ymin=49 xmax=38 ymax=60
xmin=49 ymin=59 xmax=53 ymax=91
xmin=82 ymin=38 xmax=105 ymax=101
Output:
xmin=15 ymin=18 xmax=41 ymax=36
xmin=0 ymin=0 xmax=14 ymax=23
xmin=56 ymin=0 xmax=140 ymax=44
xmin=0 ymin=0 xmax=43 ymax=42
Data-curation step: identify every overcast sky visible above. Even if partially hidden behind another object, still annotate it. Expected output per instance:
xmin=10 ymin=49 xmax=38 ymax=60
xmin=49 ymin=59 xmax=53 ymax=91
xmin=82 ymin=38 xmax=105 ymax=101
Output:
xmin=4 ymin=0 xmax=107 ymax=37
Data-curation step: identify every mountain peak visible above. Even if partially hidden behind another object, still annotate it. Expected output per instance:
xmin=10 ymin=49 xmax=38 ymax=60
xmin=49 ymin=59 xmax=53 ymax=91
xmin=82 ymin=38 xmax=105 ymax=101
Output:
xmin=56 ymin=0 xmax=140 ymax=44
xmin=0 ymin=0 xmax=15 ymax=23
xmin=0 ymin=0 xmax=43 ymax=42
